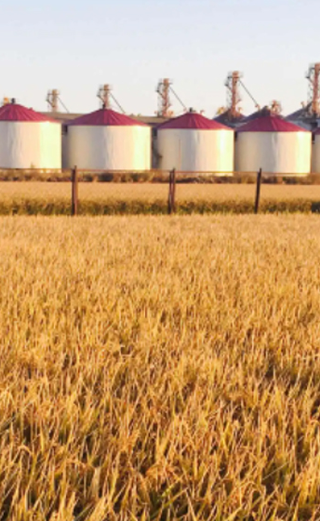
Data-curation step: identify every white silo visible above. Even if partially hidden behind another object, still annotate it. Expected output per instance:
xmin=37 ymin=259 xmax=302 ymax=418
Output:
xmin=235 ymin=109 xmax=312 ymax=174
xmin=312 ymin=129 xmax=320 ymax=173
xmin=0 ymin=101 xmax=61 ymax=169
xmin=66 ymin=108 xmax=151 ymax=170
xmin=157 ymin=111 xmax=234 ymax=173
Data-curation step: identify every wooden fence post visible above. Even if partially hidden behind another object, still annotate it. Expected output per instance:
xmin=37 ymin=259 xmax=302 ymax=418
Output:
xmin=171 ymin=168 xmax=176 ymax=213
xmin=168 ymin=168 xmax=176 ymax=215
xmin=168 ymin=169 xmax=173 ymax=214
xmin=71 ymin=166 xmax=78 ymax=216
xmin=254 ymin=168 xmax=262 ymax=214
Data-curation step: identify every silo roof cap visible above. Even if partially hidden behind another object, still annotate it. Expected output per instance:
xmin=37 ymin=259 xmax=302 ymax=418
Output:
xmin=158 ymin=111 xmax=233 ymax=130
xmin=68 ymin=108 xmax=147 ymax=127
xmin=238 ymin=108 xmax=309 ymax=132
xmin=0 ymin=103 xmax=57 ymax=122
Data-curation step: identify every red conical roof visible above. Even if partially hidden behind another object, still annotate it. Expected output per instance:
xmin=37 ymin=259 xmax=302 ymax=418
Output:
xmin=68 ymin=108 xmax=147 ymax=127
xmin=158 ymin=111 xmax=232 ymax=131
xmin=238 ymin=110 xmax=308 ymax=133
xmin=0 ymin=103 xmax=57 ymax=122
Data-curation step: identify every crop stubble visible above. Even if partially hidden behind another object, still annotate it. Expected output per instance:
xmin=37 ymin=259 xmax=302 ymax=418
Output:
xmin=1 ymin=215 xmax=320 ymax=520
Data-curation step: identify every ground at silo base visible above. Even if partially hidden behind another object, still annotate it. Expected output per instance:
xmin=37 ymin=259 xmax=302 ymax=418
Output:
xmin=1 ymin=214 xmax=320 ymax=520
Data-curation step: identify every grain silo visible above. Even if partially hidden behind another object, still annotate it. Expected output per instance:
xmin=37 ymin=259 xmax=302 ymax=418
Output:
xmin=312 ymin=128 xmax=320 ymax=173
xmin=66 ymin=108 xmax=151 ymax=170
xmin=157 ymin=111 xmax=234 ymax=173
xmin=235 ymin=109 xmax=312 ymax=174
xmin=0 ymin=101 xmax=61 ymax=169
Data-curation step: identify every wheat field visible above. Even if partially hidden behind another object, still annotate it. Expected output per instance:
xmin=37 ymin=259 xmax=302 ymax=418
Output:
xmin=1 ymin=182 xmax=320 ymax=214
xmin=2 ymin=215 xmax=320 ymax=520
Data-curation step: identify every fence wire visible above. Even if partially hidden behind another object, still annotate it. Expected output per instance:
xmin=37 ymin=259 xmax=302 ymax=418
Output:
xmin=0 ymin=168 xmax=320 ymax=215
xmin=77 ymin=170 xmax=171 ymax=215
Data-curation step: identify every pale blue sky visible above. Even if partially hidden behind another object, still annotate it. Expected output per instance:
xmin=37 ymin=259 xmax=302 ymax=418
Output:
xmin=1 ymin=0 xmax=319 ymax=116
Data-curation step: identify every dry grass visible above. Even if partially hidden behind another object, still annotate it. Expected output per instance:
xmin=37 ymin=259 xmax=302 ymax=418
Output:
xmin=1 ymin=182 xmax=320 ymax=214
xmin=1 ymin=214 xmax=320 ymax=520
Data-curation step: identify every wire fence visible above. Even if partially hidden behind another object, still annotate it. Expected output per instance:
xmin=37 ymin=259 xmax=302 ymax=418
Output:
xmin=1 ymin=167 xmax=320 ymax=215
